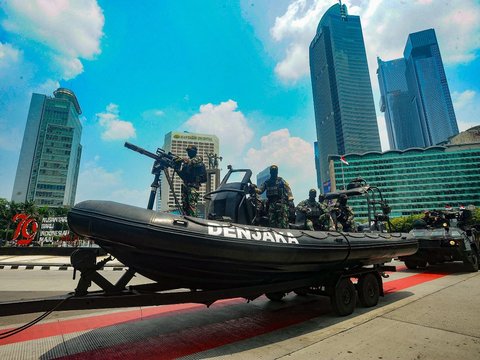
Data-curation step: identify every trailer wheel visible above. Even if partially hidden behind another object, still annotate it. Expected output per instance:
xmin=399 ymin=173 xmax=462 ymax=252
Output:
xmin=266 ymin=292 xmax=285 ymax=302
xmin=417 ymin=260 xmax=427 ymax=269
xmin=404 ymin=259 xmax=427 ymax=270
xmin=463 ymin=250 xmax=479 ymax=272
xmin=357 ymin=273 xmax=380 ymax=307
xmin=294 ymin=287 xmax=309 ymax=296
xmin=404 ymin=260 xmax=418 ymax=270
xmin=331 ymin=278 xmax=356 ymax=316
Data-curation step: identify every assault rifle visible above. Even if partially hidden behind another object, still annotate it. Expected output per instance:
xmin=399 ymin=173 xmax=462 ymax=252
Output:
xmin=124 ymin=142 xmax=183 ymax=213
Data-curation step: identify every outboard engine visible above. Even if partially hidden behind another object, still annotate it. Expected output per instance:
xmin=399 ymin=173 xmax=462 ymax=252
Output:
xmin=205 ymin=166 xmax=257 ymax=225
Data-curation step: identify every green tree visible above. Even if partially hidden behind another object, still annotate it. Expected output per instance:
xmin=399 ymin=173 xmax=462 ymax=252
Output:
xmin=390 ymin=213 xmax=424 ymax=233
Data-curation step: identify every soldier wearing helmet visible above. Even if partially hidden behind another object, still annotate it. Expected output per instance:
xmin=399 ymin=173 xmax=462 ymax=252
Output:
xmin=255 ymin=165 xmax=294 ymax=228
xmin=176 ymin=144 xmax=207 ymax=217
xmin=332 ymin=193 xmax=355 ymax=232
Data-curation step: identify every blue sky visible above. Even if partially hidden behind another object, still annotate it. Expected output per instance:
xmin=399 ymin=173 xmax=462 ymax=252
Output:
xmin=1 ymin=0 xmax=479 ymax=207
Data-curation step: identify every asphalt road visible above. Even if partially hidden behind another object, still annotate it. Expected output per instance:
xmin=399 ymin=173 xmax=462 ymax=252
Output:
xmin=0 ymin=261 xmax=479 ymax=359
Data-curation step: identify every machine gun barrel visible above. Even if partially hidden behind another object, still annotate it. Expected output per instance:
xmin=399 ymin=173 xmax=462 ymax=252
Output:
xmin=124 ymin=142 xmax=183 ymax=213
xmin=124 ymin=142 xmax=160 ymax=161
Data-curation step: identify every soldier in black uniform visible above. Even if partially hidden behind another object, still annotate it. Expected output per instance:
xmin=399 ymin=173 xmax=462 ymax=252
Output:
xmin=176 ymin=145 xmax=207 ymax=217
xmin=255 ymin=165 xmax=294 ymax=228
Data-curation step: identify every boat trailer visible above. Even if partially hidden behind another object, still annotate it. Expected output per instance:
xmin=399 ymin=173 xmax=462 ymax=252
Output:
xmin=0 ymin=249 xmax=396 ymax=318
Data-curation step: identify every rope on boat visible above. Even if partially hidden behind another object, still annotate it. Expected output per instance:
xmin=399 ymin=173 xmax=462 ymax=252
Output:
xmin=0 ymin=294 xmax=74 ymax=339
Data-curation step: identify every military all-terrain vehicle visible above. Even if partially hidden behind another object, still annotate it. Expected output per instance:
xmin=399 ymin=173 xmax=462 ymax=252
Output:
xmin=399 ymin=208 xmax=479 ymax=272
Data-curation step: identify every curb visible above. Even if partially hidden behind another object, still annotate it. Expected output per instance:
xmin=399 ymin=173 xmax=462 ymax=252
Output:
xmin=0 ymin=265 xmax=127 ymax=271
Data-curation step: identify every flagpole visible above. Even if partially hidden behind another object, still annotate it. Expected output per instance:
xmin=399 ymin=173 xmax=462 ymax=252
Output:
xmin=341 ymin=159 xmax=346 ymax=190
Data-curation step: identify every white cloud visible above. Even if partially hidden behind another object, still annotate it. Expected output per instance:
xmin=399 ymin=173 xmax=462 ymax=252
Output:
xmin=142 ymin=108 xmax=165 ymax=120
xmin=270 ymin=0 xmax=329 ymax=82
xmin=452 ymin=90 xmax=480 ymax=131
xmin=244 ymin=129 xmax=315 ymax=200
xmin=0 ymin=42 xmax=21 ymax=69
xmin=452 ymin=90 xmax=476 ymax=110
xmin=76 ymin=160 xmax=148 ymax=207
xmin=97 ymin=103 xmax=136 ymax=141
xmin=0 ymin=42 xmax=33 ymax=152
xmin=32 ymin=79 xmax=61 ymax=95
xmin=184 ymin=100 xmax=254 ymax=166
xmin=2 ymin=0 xmax=104 ymax=79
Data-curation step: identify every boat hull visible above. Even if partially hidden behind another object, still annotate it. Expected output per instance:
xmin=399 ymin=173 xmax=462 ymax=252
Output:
xmin=68 ymin=201 xmax=418 ymax=289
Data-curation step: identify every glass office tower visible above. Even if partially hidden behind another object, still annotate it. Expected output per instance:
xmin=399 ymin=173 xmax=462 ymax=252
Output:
xmin=377 ymin=58 xmax=423 ymax=149
xmin=405 ymin=29 xmax=458 ymax=146
xmin=378 ymin=29 xmax=459 ymax=149
xmin=310 ymin=3 xmax=381 ymax=188
xmin=11 ymin=88 xmax=83 ymax=207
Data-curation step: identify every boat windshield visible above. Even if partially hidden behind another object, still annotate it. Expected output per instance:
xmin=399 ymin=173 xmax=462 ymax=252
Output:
xmin=225 ymin=170 xmax=250 ymax=184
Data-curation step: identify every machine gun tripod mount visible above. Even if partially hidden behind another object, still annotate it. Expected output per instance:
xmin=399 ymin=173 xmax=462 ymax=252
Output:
xmin=124 ymin=142 xmax=183 ymax=214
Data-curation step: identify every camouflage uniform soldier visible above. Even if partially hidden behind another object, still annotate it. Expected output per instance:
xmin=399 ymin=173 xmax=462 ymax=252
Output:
xmin=176 ymin=145 xmax=207 ymax=217
xmin=256 ymin=165 xmax=294 ymax=229
xmin=318 ymin=193 xmax=335 ymax=230
xmin=296 ymin=189 xmax=325 ymax=230
xmin=332 ymin=194 xmax=355 ymax=232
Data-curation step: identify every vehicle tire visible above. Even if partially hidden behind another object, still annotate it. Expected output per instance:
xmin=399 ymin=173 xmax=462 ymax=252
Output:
xmin=417 ymin=260 xmax=427 ymax=269
xmin=357 ymin=273 xmax=380 ymax=307
xmin=266 ymin=292 xmax=285 ymax=302
xmin=464 ymin=250 xmax=479 ymax=272
xmin=404 ymin=260 xmax=418 ymax=270
xmin=294 ymin=288 xmax=309 ymax=296
xmin=330 ymin=278 xmax=356 ymax=316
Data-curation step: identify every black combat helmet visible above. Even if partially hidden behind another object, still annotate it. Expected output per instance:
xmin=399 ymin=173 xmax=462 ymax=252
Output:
xmin=338 ymin=193 xmax=348 ymax=206
xmin=270 ymin=165 xmax=278 ymax=179
xmin=309 ymin=188 xmax=317 ymax=200
xmin=186 ymin=144 xmax=197 ymax=158
xmin=318 ymin=194 xmax=325 ymax=203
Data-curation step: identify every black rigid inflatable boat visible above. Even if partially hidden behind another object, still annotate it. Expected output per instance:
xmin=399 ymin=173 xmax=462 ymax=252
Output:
xmin=68 ymin=166 xmax=417 ymax=290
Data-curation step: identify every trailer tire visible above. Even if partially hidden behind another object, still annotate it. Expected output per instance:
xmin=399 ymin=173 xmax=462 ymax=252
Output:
xmin=405 ymin=259 xmax=427 ymax=270
xmin=331 ymin=278 xmax=356 ymax=316
xmin=266 ymin=292 xmax=285 ymax=302
xmin=464 ymin=250 xmax=479 ymax=272
xmin=357 ymin=273 xmax=380 ymax=307
xmin=294 ymin=288 xmax=309 ymax=296
xmin=404 ymin=260 xmax=418 ymax=270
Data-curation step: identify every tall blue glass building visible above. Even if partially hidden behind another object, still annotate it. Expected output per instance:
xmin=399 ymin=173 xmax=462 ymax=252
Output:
xmin=378 ymin=29 xmax=458 ymax=149
xmin=377 ymin=58 xmax=424 ymax=149
xmin=11 ymin=88 xmax=83 ymax=207
xmin=310 ymin=3 xmax=381 ymax=189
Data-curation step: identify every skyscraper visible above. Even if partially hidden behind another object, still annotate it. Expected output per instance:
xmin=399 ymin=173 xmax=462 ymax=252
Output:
xmin=378 ymin=29 xmax=458 ymax=149
xmin=377 ymin=58 xmax=424 ymax=149
xmin=310 ymin=3 xmax=381 ymax=188
xmin=159 ymin=131 xmax=219 ymax=214
xmin=11 ymin=88 xmax=83 ymax=207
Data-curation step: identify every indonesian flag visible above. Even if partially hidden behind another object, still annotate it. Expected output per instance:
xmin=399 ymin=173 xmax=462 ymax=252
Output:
xmin=459 ymin=205 xmax=465 ymax=210
xmin=445 ymin=205 xmax=452 ymax=211
xmin=340 ymin=156 xmax=349 ymax=165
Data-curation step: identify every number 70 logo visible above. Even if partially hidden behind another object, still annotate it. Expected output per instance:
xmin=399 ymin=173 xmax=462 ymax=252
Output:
xmin=12 ymin=214 xmax=39 ymax=246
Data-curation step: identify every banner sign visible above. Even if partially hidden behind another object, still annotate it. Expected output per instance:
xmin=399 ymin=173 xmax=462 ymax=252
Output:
xmin=39 ymin=216 xmax=69 ymax=242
